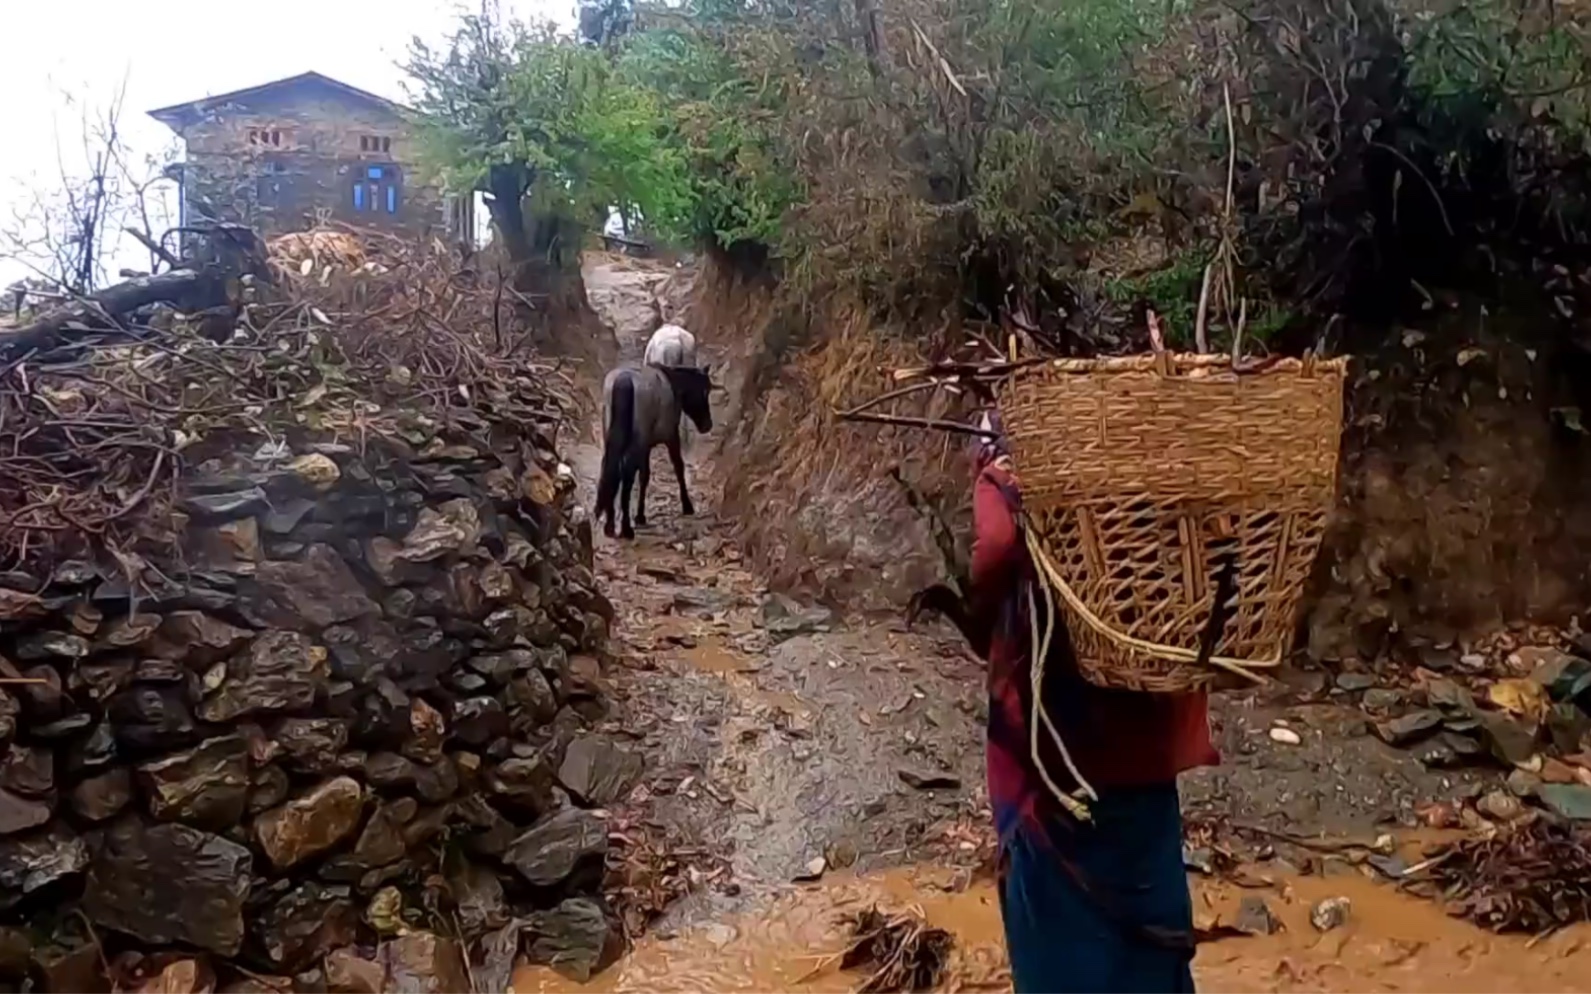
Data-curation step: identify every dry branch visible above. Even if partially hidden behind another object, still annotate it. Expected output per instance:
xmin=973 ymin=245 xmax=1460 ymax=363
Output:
xmin=0 ymin=225 xmax=574 ymax=577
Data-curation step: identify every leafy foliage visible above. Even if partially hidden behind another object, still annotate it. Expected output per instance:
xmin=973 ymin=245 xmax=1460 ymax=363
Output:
xmin=614 ymin=18 xmax=799 ymax=247
xmin=405 ymin=7 xmax=693 ymax=251
xmin=409 ymin=0 xmax=1591 ymax=346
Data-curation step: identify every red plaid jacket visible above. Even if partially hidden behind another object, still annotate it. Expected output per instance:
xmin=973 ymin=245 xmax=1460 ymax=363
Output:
xmin=972 ymin=461 xmax=1219 ymax=838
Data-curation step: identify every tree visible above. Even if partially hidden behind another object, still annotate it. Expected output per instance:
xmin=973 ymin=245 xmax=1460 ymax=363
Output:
xmin=2 ymin=84 xmax=180 ymax=296
xmin=404 ymin=2 xmax=692 ymax=277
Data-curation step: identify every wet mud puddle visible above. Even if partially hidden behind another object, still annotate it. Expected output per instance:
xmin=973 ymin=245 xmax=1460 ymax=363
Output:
xmin=514 ymin=864 xmax=1591 ymax=993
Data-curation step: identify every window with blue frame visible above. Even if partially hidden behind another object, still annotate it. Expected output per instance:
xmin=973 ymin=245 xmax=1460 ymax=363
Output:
xmin=352 ymin=165 xmax=401 ymax=215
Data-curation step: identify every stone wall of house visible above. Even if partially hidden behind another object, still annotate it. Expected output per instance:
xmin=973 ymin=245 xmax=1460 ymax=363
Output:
xmin=176 ymin=84 xmax=449 ymax=240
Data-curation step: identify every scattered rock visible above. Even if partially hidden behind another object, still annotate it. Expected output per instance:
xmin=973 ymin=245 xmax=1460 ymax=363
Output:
xmin=377 ymin=931 xmax=470 ymax=994
xmin=449 ymin=858 xmax=509 ymax=936
xmin=30 ymin=941 xmax=106 ymax=993
xmin=1268 ymin=726 xmax=1302 ymax=746
xmin=524 ymin=897 xmax=619 ymax=982
xmin=402 ymin=698 xmax=447 ymax=764
xmin=1476 ymin=711 xmax=1541 ymax=766
xmin=1232 ymin=895 xmax=1282 ymax=936
xmin=413 ymin=759 xmax=461 ymax=803
xmin=759 ymin=593 xmax=835 ymax=641
xmin=1334 ymin=672 xmax=1375 ymax=693
xmin=68 ymin=768 xmax=133 ymax=822
xmin=506 ymin=807 xmax=608 ymax=887
xmin=558 ymin=735 xmax=643 ymax=805
xmin=198 ymin=631 xmax=330 ymax=722
xmin=1538 ymin=783 xmax=1591 ymax=820
xmin=324 ymin=947 xmax=385 ymax=994
xmin=1477 ymin=790 xmax=1524 ymax=821
xmin=365 ymin=752 xmax=418 ymax=791
xmin=350 ymin=798 xmax=417 ymax=869
xmin=1546 ymin=703 xmax=1591 ymax=755
xmin=1182 ymin=844 xmax=1216 ymax=875
xmin=1309 ymin=896 xmax=1351 ymax=932
xmin=289 ymin=453 xmax=341 ymax=490
xmin=108 ymin=685 xmax=198 ymax=752
xmin=1374 ymin=710 xmax=1443 ymax=747
xmin=137 ymin=734 xmax=251 ymax=830
xmin=399 ymin=501 xmax=482 ymax=563
xmin=0 ymin=788 xmax=51 ymax=835
xmin=1506 ymin=767 xmax=1543 ymax=797
xmin=508 ymin=671 xmax=559 ymax=724
xmin=272 ymin=717 xmax=349 ymax=773
xmin=1426 ymin=677 xmax=1476 ymax=713
xmin=897 ymin=770 xmax=963 ymax=790
xmin=241 ymin=544 xmax=380 ymax=630
xmin=15 ymin=631 xmax=91 ymax=661
xmin=251 ymin=881 xmax=357 ymax=971
xmin=253 ymin=776 xmax=365 ymax=870
xmin=1361 ymin=688 xmax=1403 ymax=712
xmin=150 ymin=611 xmax=252 ymax=663
xmin=0 ymin=824 xmax=88 ymax=908
xmin=795 ymin=855 xmax=828 ymax=882
xmin=487 ymin=756 xmax=558 ymax=816
xmin=83 ymin=819 xmax=251 ymax=954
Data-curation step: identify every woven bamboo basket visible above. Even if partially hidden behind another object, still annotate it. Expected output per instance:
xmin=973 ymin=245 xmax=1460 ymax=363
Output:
xmin=998 ymin=352 xmax=1348 ymax=693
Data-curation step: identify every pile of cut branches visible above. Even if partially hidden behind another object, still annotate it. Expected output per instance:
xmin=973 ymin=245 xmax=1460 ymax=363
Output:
xmin=837 ymin=906 xmax=954 ymax=994
xmin=0 ymin=224 xmax=576 ymax=578
xmin=1428 ymin=818 xmax=1591 ymax=933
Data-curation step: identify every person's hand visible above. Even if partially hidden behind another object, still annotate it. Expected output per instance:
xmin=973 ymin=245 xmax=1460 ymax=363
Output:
xmin=989 ymin=455 xmax=1019 ymax=486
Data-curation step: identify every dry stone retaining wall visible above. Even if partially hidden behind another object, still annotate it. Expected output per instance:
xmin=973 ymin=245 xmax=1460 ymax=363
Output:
xmin=0 ymin=434 xmax=631 ymax=991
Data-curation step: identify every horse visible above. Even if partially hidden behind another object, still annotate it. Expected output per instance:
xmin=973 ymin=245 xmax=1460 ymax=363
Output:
xmin=596 ymin=362 xmax=714 ymax=539
xmin=644 ymin=324 xmax=697 ymax=368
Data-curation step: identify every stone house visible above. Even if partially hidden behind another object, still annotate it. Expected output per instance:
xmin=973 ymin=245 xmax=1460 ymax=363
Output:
xmin=149 ymin=71 xmax=472 ymax=243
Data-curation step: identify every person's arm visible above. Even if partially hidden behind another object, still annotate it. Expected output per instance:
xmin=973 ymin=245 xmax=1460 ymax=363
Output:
xmin=965 ymin=464 xmax=1021 ymax=658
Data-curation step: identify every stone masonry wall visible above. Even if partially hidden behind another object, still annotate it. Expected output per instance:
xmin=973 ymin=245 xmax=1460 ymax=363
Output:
xmin=0 ymin=434 xmax=632 ymax=991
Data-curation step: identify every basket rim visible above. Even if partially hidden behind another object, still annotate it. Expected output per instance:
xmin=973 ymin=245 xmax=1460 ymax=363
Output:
xmin=1012 ymin=353 xmax=1350 ymax=376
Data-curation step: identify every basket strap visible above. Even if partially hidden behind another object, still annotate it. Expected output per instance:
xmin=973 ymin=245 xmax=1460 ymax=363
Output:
xmin=1020 ymin=522 xmax=1273 ymax=685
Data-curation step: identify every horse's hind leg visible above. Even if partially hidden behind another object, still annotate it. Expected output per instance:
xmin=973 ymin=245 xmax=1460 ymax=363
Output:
xmin=618 ymin=462 xmax=637 ymax=540
xmin=635 ymin=449 xmax=651 ymax=528
xmin=667 ymin=438 xmax=694 ymax=517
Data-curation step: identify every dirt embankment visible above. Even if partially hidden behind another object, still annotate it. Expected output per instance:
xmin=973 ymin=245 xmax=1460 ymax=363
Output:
xmin=680 ymin=255 xmax=1591 ymax=651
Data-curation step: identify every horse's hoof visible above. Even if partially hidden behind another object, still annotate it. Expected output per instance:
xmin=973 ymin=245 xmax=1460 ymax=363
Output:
xmin=634 ymin=515 xmax=648 ymax=528
xmin=602 ymin=521 xmax=616 ymax=539
xmin=681 ymin=503 xmax=695 ymax=517
xmin=620 ymin=526 xmax=636 ymax=540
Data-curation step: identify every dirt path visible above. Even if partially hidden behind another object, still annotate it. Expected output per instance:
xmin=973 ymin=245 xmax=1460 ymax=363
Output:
xmin=517 ymin=254 xmax=1556 ymax=992
xmin=562 ymin=257 xmax=988 ymax=921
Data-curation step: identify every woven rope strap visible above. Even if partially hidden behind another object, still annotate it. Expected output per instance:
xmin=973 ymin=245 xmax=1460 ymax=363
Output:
xmin=1020 ymin=521 xmax=1271 ymax=686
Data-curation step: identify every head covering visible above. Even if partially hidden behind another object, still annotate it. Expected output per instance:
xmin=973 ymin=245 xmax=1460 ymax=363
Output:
xmin=972 ymin=408 xmax=1011 ymax=471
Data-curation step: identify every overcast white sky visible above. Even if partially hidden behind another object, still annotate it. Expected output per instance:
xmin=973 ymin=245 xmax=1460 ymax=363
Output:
xmin=0 ymin=0 xmax=571 ymax=287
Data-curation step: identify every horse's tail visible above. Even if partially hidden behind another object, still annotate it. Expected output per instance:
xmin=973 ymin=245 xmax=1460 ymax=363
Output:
xmin=596 ymin=373 xmax=636 ymax=516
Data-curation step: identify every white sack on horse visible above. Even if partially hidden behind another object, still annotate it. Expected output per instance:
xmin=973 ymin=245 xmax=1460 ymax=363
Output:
xmin=644 ymin=324 xmax=698 ymax=368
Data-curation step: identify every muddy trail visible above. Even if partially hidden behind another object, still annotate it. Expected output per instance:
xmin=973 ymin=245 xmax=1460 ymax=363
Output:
xmin=512 ymin=254 xmax=1591 ymax=992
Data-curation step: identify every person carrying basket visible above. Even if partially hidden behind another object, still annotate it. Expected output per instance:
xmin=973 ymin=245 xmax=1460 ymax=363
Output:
xmin=966 ymin=407 xmax=1219 ymax=994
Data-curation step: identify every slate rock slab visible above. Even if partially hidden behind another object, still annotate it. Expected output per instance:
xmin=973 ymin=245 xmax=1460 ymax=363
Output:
xmin=506 ymin=808 xmax=608 ymax=886
xmin=83 ymin=819 xmax=252 ymax=954
xmin=558 ymin=735 xmax=643 ymax=806
xmin=0 ymin=824 xmax=88 ymax=909
xmin=253 ymin=776 xmax=365 ymax=870
xmin=378 ymin=932 xmax=470 ymax=994
xmin=240 ymin=544 xmax=379 ymax=630
xmin=524 ymin=897 xmax=619 ymax=982
xmin=137 ymin=734 xmax=251 ymax=830
xmin=251 ymin=881 xmax=358 ymax=972
xmin=199 ymin=631 xmax=329 ymax=723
